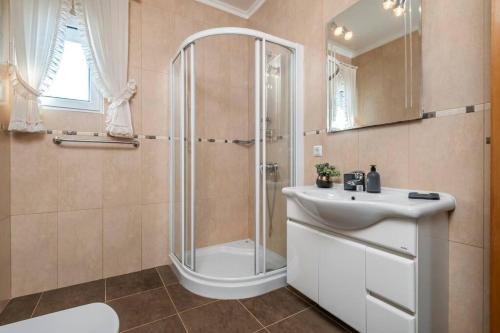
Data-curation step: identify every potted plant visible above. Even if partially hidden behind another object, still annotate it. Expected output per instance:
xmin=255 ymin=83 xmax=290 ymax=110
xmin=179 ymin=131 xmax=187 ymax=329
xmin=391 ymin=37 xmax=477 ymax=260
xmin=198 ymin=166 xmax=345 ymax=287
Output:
xmin=315 ymin=163 xmax=341 ymax=188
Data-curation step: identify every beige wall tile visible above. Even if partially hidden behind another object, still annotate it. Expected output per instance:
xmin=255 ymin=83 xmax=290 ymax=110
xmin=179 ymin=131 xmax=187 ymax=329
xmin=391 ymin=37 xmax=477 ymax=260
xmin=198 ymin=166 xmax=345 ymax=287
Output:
xmin=141 ymin=4 xmax=174 ymax=73
xmin=323 ymin=130 xmax=359 ymax=177
xmin=103 ymin=206 xmax=142 ymax=277
xmin=41 ymin=110 xmax=104 ymax=133
xmin=0 ymin=132 xmax=10 ymax=220
xmin=58 ymin=146 xmax=103 ymax=212
xmin=484 ymin=246 xmax=490 ymax=333
xmin=358 ymin=124 xmax=409 ymax=188
xmin=142 ymin=140 xmax=169 ymax=204
xmin=303 ymin=134 xmax=325 ymax=185
xmin=449 ymin=242 xmax=484 ymax=333
xmin=408 ymin=118 xmax=440 ymax=191
xmin=129 ymin=66 xmax=142 ymax=134
xmin=142 ymin=203 xmax=169 ymax=269
xmin=422 ymin=0 xmax=485 ymax=112
xmin=58 ymin=209 xmax=102 ymax=288
xmin=103 ymin=147 xmax=141 ymax=208
xmin=434 ymin=113 xmax=484 ymax=247
xmin=0 ymin=217 xmax=10 ymax=302
xmin=129 ymin=0 xmax=141 ymax=68
xmin=11 ymin=134 xmax=58 ymax=216
xmin=11 ymin=213 xmax=57 ymax=297
xmin=141 ymin=70 xmax=169 ymax=136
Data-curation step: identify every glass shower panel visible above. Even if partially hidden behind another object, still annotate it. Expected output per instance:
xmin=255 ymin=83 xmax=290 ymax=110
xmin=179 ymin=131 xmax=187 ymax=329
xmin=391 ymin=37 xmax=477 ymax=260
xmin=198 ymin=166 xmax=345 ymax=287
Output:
xmin=263 ymin=41 xmax=294 ymax=272
xmin=184 ymin=45 xmax=195 ymax=270
xmin=172 ymin=55 xmax=182 ymax=262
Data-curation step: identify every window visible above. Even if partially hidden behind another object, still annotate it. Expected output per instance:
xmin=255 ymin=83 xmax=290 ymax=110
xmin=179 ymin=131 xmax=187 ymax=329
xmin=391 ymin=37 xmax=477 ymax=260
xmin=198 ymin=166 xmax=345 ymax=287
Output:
xmin=40 ymin=21 xmax=102 ymax=112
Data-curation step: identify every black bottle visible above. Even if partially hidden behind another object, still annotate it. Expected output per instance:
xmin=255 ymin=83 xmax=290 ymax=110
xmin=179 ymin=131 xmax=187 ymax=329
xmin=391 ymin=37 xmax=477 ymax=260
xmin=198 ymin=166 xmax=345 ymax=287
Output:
xmin=366 ymin=165 xmax=381 ymax=193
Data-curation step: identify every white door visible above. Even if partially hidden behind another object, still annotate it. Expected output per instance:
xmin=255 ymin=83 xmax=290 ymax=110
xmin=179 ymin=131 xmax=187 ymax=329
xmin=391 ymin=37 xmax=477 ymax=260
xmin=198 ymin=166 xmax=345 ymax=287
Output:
xmin=287 ymin=221 xmax=319 ymax=303
xmin=318 ymin=232 xmax=366 ymax=333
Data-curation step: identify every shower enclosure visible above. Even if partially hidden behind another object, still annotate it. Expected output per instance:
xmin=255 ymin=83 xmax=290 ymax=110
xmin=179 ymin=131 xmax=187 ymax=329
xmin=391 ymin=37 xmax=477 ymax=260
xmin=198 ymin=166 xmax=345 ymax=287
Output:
xmin=169 ymin=28 xmax=303 ymax=299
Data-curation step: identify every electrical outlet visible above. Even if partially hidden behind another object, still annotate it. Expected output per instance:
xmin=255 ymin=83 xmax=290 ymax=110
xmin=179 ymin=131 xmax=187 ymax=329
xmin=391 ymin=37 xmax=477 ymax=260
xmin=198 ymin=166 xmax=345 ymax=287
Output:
xmin=313 ymin=145 xmax=323 ymax=157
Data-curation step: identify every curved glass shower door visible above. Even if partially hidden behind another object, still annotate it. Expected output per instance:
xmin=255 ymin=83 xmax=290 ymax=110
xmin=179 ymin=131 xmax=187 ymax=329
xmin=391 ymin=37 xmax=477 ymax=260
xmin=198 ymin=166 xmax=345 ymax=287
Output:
xmin=169 ymin=28 xmax=303 ymax=299
xmin=262 ymin=41 xmax=294 ymax=273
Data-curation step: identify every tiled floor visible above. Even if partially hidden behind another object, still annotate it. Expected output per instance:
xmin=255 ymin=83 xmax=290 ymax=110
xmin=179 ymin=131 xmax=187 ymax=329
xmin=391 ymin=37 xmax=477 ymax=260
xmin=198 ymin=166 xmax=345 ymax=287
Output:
xmin=0 ymin=266 xmax=354 ymax=332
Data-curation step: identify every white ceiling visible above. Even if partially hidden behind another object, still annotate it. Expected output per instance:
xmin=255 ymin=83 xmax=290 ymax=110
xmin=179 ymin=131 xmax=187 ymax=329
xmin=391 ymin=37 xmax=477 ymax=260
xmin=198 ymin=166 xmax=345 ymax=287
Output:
xmin=196 ymin=0 xmax=267 ymax=19
xmin=328 ymin=0 xmax=421 ymax=57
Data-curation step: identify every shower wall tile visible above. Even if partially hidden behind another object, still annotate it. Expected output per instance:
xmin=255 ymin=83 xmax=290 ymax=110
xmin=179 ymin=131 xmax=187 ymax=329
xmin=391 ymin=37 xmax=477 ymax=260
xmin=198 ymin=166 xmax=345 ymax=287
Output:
xmin=10 ymin=134 xmax=58 ymax=216
xmin=103 ymin=147 xmax=142 ymax=208
xmin=142 ymin=203 xmax=169 ymax=270
xmin=141 ymin=4 xmax=174 ymax=73
xmin=58 ymin=209 xmax=103 ymax=288
xmin=129 ymin=0 xmax=142 ymax=69
xmin=141 ymin=139 xmax=169 ymax=205
xmin=173 ymin=14 xmax=204 ymax=58
xmin=11 ymin=213 xmax=58 ymax=297
xmin=58 ymin=146 xmax=103 ymax=212
xmin=103 ymin=206 xmax=142 ymax=278
xmin=141 ymin=70 xmax=169 ymax=136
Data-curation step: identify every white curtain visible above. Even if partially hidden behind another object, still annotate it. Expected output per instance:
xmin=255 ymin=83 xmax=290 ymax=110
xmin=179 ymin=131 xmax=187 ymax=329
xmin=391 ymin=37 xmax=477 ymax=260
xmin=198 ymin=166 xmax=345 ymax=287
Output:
xmin=329 ymin=56 xmax=357 ymax=130
xmin=338 ymin=61 xmax=357 ymax=126
xmin=8 ymin=0 xmax=69 ymax=132
xmin=76 ymin=0 xmax=135 ymax=138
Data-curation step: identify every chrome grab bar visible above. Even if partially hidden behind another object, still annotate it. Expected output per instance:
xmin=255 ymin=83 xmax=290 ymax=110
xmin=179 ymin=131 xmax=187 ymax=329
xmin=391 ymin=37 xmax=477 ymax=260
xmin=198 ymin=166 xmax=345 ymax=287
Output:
xmin=53 ymin=136 xmax=140 ymax=148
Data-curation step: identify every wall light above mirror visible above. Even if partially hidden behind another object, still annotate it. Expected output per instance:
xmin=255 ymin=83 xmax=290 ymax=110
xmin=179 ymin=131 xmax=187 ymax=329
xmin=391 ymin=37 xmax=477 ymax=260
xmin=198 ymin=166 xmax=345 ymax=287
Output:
xmin=326 ymin=0 xmax=422 ymax=133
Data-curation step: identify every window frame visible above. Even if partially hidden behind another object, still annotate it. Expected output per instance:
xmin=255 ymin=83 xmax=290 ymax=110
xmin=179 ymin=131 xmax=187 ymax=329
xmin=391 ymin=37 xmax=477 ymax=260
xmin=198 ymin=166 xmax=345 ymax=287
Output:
xmin=39 ymin=23 xmax=103 ymax=113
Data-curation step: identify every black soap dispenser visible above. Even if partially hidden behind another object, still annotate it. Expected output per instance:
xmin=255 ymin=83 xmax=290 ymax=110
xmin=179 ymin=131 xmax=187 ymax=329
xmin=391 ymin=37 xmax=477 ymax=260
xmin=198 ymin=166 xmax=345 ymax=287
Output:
xmin=366 ymin=165 xmax=381 ymax=193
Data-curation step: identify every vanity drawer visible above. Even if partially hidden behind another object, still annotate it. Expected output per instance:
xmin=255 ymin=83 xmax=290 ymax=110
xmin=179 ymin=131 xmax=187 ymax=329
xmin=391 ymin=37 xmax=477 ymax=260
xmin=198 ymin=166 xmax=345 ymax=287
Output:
xmin=366 ymin=295 xmax=415 ymax=333
xmin=366 ymin=247 xmax=416 ymax=312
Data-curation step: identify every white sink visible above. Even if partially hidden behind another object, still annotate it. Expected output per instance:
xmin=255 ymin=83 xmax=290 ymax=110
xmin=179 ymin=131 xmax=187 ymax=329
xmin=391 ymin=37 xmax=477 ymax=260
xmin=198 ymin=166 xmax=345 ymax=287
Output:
xmin=282 ymin=185 xmax=455 ymax=230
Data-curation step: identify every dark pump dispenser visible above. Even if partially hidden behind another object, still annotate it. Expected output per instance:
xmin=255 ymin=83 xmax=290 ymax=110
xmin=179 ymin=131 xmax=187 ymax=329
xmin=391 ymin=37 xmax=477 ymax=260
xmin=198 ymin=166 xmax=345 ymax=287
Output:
xmin=366 ymin=165 xmax=381 ymax=193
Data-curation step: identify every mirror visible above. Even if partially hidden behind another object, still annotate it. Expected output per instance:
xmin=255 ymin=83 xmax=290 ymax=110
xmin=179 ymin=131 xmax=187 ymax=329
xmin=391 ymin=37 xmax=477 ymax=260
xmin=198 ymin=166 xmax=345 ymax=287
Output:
xmin=326 ymin=0 xmax=422 ymax=132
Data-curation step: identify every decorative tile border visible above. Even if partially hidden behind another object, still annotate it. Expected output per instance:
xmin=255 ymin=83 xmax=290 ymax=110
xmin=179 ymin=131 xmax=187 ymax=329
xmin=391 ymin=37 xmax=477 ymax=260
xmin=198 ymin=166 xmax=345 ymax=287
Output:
xmin=303 ymin=102 xmax=490 ymax=136
xmin=1 ymin=103 xmax=489 ymax=142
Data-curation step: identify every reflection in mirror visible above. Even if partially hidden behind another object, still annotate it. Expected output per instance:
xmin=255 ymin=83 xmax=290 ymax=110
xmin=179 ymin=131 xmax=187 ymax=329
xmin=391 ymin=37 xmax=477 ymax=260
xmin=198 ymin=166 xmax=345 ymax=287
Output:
xmin=326 ymin=0 xmax=422 ymax=132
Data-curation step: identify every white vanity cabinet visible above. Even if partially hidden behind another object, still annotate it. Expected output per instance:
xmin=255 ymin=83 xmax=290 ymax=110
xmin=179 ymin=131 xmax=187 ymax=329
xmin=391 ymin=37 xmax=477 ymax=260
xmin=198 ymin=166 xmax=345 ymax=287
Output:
xmin=287 ymin=215 xmax=449 ymax=333
xmin=284 ymin=186 xmax=454 ymax=333
xmin=318 ymin=231 xmax=366 ymax=333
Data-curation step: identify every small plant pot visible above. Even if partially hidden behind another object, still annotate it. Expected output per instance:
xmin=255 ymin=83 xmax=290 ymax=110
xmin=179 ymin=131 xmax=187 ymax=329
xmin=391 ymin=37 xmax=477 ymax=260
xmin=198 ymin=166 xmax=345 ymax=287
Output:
xmin=316 ymin=175 xmax=333 ymax=188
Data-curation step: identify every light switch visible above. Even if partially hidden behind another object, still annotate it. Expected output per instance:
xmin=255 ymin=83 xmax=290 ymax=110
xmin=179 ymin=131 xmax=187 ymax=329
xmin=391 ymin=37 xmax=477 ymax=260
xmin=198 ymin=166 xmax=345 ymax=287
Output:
xmin=313 ymin=145 xmax=323 ymax=157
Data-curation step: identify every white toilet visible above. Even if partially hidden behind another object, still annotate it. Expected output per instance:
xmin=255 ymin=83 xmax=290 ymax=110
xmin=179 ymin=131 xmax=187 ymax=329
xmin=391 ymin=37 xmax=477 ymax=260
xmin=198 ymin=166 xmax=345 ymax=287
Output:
xmin=0 ymin=303 xmax=119 ymax=333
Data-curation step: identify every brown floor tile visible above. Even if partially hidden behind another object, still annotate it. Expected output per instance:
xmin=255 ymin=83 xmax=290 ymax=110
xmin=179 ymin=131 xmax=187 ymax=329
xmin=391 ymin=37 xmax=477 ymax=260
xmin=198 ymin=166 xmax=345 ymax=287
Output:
xmin=166 ymin=283 xmax=214 ymax=312
xmin=180 ymin=300 xmax=262 ymax=333
xmin=286 ymin=285 xmax=315 ymax=305
xmin=107 ymin=288 xmax=175 ymax=331
xmin=240 ymin=287 xmax=310 ymax=326
xmin=0 ymin=293 xmax=41 ymax=325
xmin=106 ymin=269 xmax=163 ymax=301
xmin=267 ymin=308 xmax=349 ymax=333
xmin=33 ymin=280 xmax=104 ymax=317
xmin=156 ymin=265 xmax=178 ymax=286
xmin=126 ymin=315 xmax=186 ymax=333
